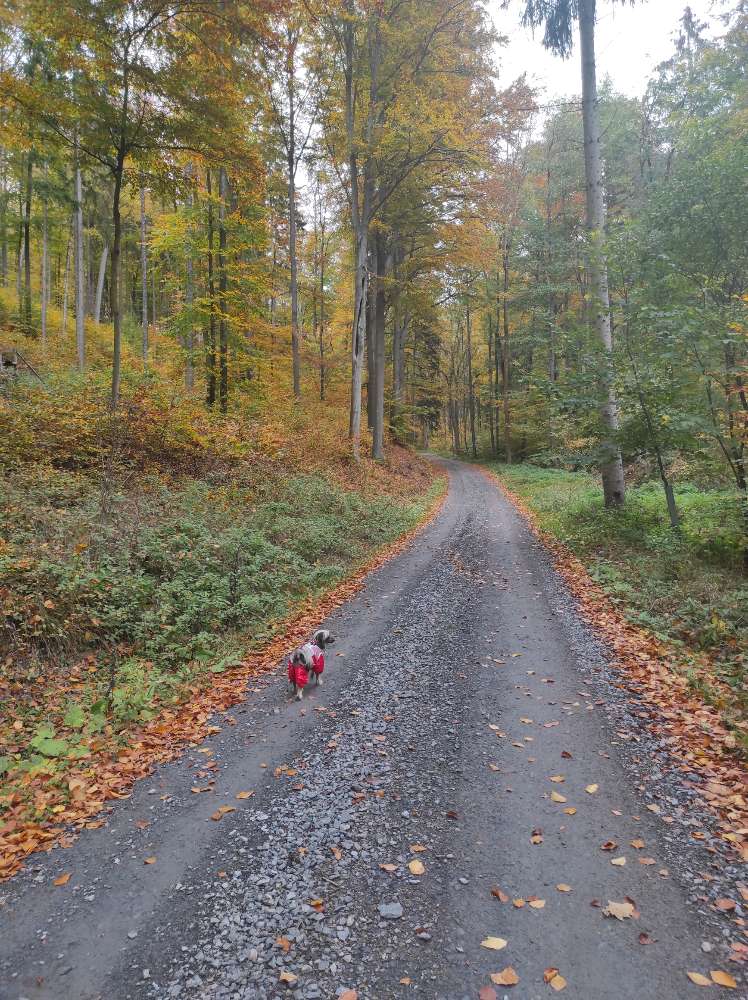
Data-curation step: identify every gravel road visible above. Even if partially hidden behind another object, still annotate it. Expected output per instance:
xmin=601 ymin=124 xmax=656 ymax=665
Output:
xmin=1 ymin=459 xmax=744 ymax=1000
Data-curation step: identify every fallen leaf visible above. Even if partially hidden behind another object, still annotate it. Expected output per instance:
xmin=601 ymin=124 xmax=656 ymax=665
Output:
xmin=339 ymin=991 xmax=358 ymax=1000
xmin=399 ymin=978 xmax=412 ymax=986
xmin=611 ymin=857 xmax=627 ymax=867
xmin=715 ymin=898 xmax=736 ymax=912
xmin=639 ymin=857 xmax=656 ymax=866
xmin=276 ymin=936 xmax=291 ymax=953
xmin=710 ymin=971 xmax=737 ymax=989
xmin=408 ymin=860 xmax=425 ymax=876
xmin=630 ymin=839 xmax=645 ymax=850
xmin=603 ymin=900 xmax=635 ymax=920
xmin=638 ymin=933 xmax=656 ymax=945
xmin=210 ymin=805 xmax=236 ymax=821
xmin=379 ymin=863 xmax=397 ymax=873
xmin=134 ymin=820 xmax=149 ymax=830
xmin=491 ymin=887 xmax=510 ymax=903
xmin=236 ymin=790 xmax=254 ymax=800
xmin=601 ymin=841 xmax=618 ymax=851
xmin=556 ymin=884 xmax=572 ymax=893
xmin=513 ymin=898 xmax=525 ymax=908
xmin=410 ymin=844 xmax=427 ymax=853
xmin=686 ymin=972 xmax=711 ymax=986
xmin=279 ymin=970 xmax=298 ymax=984
xmin=563 ymin=807 xmax=577 ymax=815
xmin=544 ymin=968 xmax=559 ymax=983
xmin=530 ymin=828 xmax=543 ymax=844
xmin=491 ymin=967 xmax=520 ymax=986
xmin=53 ymin=872 xmax=71 ymax=886
xmin=549 ymin=775 xmax=565 ymax=783
xmin=550 ymin=791 xmax=567 ymax=803
xmin=585 ymin=784 xmax=598 ymax=795
xmin=309 ymin=898 xmax=324 ymax=911
xmin=479 ymin=988 xmax=498 ymax=1000
xmin=144 ymin=856 xmax=156 ymax=865
xmin=481 ymin=937 xmax=508 ymax=951
xmin=550 ymin=975 xmax=567 ymax=992
xmin=529 ymin=898 xmax=546 ymax=909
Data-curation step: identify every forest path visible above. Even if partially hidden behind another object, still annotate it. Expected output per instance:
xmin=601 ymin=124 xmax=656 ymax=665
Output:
xmin=0 ymin=460 xmax=741 ymax=1000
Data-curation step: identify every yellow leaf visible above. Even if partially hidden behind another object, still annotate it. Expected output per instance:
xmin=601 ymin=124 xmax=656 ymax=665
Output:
xmin=379 ymin=863 xmax=397 ymax=872
xmin=490 ymin=967 xmax=520 ymax=986
xmin=550 ymin=974 xmax=567 ymax=991
xmin=563 ymin=807 xmax=577 ymax=815
xmin=710 ymin=971 xmax=737 ymax=989
xmin=53 ymin=872 xmax=71 ymax=886
xmin=603 ymin=900 xmax=634 ymax=920
xmin=550 ymin=791 xmax=567 ymax=803
xmin=410 ymin=844 xmax=427 ymax=852
xmin=481 ymin=937 xmax=508 ymax=950
xmin=528 ymin=898 xmax=545 ymax=909
xmin=556 ymin=884 xmax=572 ymax=892
xmin=279 ymin=971 xmax=298 ymax=984
xmin=144 ymin=856 xmax=156 ymax=865
xmin=686 ymin=972 xmax=711 ymax=986
xmin=408 ymin=860 xmax=425 ymax=875
xmin=236 ymin=790 xmax=254 ymax=800
xmin=549 ymin=775 xmax=565 ymax=783
xmin=611 ymin=857 xmax=626 ymax=866
xmin=585 ymin=784 xmax=598 ymax=794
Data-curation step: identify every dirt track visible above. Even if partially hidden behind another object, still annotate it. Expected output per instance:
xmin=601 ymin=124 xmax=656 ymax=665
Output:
xmin=1 ymin=459 xmax=743 ymax=1000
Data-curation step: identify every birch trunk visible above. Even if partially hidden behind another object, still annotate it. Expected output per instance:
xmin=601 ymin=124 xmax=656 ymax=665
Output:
xmin=371 ymin=233 xmax=386 ymax=460
xmin=579 ymin=0 xmax=626 ymax=506
xmin=218 ymin=166 xmax=229 ymax=414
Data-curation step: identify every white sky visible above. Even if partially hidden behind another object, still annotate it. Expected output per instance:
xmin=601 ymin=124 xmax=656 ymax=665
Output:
xmin=487 ymin=0 xmax=726 ymax=100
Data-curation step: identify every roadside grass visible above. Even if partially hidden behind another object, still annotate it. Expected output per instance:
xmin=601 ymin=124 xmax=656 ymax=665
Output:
xmin=1 ymin=374 xmax=441 ymax=829
xmin=485 ymin=463 xmax=747 ymax=729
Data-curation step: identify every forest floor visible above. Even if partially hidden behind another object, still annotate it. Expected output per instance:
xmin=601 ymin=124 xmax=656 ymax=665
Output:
xmin=1 ymin=458 xmax=746 ymax=1000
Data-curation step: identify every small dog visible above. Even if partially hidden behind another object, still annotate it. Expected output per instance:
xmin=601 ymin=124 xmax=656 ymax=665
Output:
xmin=287 ymin=647 xmax=311 ymax=701
xmin=302 ymin=629 xmax=335 ymax=687
xmin=288 ymin=629 xmax=335 ymax=700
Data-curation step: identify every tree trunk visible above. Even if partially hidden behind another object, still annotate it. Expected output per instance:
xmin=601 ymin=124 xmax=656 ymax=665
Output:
xmin=185 ymin=188 xmax=195 ymax=390
xmin=75 ymin=158 xmax=85 ymax=372
xmin=110 ymin=153 xmax=125 ymax=407
xmin=287 ymin=42 xmax=301 ymax=399
xmin=23 ymin=152 xmax=32 ymax=331
xmin=366 ymin=261 xmax=375 ymax=430
xmin=372 ymin=232 xmax=386 ymax=460
xmin=140 ymin=182 xmax=148 ymax=363
xmin=205 ymin=168 xmax=217 ymax=407
xmin=218 ymin=166 xmax=229 ymax=414
xmin=501 ymin=241 xmax=512 ymax=463
xmin=94 ymin=243 xmax=108 ymax=324
xmin=579 ymin=0 xmax=626 ymax=507
xmin=61 ymin=221 xmax=71 ymax=335
xmin=41 ymin=173 xmax=48 ymax=347
xmin=319 ymin=226 xmax=325 ymax=401
xmin=466 ymin=299 xmax=477 ymax=458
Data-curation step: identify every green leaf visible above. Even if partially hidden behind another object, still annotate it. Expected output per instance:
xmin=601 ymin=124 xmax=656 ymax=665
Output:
xmin=63 ymin=705 xmax=86 ymax=729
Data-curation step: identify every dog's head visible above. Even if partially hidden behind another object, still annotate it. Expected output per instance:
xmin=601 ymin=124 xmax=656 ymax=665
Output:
xmin=293 ymin=647 xmax=311 ymax=667
xmin=313 ymin=629 xmax=335 ymax=649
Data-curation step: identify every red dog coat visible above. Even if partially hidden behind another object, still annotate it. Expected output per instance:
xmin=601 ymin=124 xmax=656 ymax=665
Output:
xmin=309 ymin=644 xmax=325 ymax=677
xmin=287 ymin=657 xmax=309 ymax=688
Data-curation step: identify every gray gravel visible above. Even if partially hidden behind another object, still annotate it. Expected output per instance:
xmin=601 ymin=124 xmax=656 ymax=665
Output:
xmin=1 ymin=459 xmax=744 ymax=1000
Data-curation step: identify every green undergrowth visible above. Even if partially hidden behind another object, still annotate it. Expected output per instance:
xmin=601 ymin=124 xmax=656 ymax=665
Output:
xmin=1 ymin=461 xmax=442 ymax=787
xmin=485 ymin=462 xmax=747 ymax=731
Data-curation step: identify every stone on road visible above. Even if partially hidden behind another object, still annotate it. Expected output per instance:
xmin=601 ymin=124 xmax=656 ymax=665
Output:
xmin=0 ymin=460 xmax=742 ymax=999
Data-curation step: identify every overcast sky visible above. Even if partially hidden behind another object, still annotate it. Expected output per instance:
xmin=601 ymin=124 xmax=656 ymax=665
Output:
xmin=487 ymin=1 xmax=726 ymax=100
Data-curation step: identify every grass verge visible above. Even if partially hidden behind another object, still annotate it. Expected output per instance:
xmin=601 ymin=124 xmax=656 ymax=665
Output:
xmin=485 ymin=462 xmax=746 ymax=733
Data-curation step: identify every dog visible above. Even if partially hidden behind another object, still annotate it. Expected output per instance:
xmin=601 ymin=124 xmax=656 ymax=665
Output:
xmin=287 ymin=629 xmax=335 ymax=700
xmin=287 ymin=647 xmax=311 ymax=701
xmin=301 ymin=629 xmax=335 ymax=687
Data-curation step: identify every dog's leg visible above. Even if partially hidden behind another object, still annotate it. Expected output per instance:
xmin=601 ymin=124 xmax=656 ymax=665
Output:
xmin=296 ymin=687 xmax=303 ymax=701
xmin=317 ymin=674 xmax=323 ymax=686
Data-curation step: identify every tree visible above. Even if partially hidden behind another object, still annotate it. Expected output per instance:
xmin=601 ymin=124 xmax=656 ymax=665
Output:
xmin=512 ymin=0 xmax=632 ymax=506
